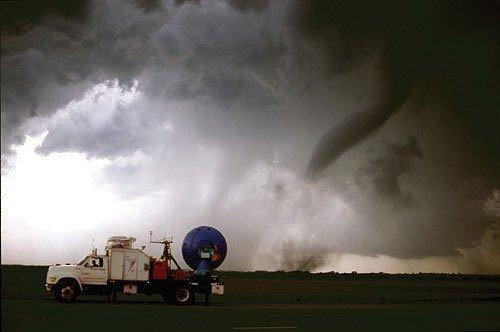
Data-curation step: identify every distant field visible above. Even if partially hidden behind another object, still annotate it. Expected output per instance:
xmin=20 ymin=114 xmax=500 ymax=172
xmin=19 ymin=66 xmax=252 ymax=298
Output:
xmin=2 ymin=265 xmax=499 ymax=304
xmin=2 ymin=265 xmax=500 ymax=331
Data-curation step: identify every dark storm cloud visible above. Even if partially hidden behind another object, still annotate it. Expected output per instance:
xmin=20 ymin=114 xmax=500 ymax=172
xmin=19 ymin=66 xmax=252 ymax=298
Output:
xmin=298 ymin=0 xmax=500 ymax=179
xmin=294 ymin=0 xmax=500 ymax=266
xmin=135 ymin=0 xmax=163 ymax=12
xmin=0 ymin=0 xmax=89 ymax=36
xmin=357 ymin=136 xmax=422 ymax=207
xmin=1 ymin=0 xmax=88 ymax=152
xmin=1 ymin=0 xmax=286 ymax=156
xmin=197 ymin=71 xmax=278 ymax=109
xmin=305 ymin=91 xmax=404 ymax=180
xmin=1 ymin=1 xmax=162 ymax=153
xmin=229 ymin=0 xmax=270 ymax=13
xmin=1 ymin=0 xmax=499 ymax=272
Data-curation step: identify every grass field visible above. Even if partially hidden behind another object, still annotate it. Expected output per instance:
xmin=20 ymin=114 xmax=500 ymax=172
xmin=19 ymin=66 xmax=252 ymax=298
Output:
xmin=2 ymin=266 xmax=500 ymax=331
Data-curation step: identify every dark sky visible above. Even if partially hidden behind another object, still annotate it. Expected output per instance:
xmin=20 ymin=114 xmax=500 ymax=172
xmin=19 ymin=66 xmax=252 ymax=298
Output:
xmin=1 ymin=0 xmax=499 ymax=273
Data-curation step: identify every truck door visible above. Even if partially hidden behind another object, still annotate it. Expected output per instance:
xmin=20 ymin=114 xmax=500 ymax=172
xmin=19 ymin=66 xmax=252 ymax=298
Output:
xmin=124 ymin=252 xmax=139 ymax=280
xmin=110 ymin=251 xmax=125 ymax=280
xmin=80 ymin=256 xmax=107 ymax=285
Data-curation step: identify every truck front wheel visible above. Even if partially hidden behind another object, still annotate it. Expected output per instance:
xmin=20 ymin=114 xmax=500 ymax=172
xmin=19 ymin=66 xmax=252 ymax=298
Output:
xmin=54 ymin=280 xmax=78 ymax=303
xmin=175 ymin=286 xmax=193 ymax=305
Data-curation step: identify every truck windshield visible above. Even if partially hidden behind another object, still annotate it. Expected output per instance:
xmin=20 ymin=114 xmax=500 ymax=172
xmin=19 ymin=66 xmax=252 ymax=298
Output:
xmin=77 ymin=256 xmax=88 ymax=265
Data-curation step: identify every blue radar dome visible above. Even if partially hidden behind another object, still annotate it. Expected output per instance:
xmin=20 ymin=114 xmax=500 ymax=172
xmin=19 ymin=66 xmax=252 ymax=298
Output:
xmin=181 ymin=226 xmax=227 ymax=271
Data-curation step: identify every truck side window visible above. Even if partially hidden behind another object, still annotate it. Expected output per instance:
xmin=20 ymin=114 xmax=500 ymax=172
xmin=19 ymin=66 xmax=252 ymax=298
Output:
xmin=91 ymin=257 xmax=103 ymax=267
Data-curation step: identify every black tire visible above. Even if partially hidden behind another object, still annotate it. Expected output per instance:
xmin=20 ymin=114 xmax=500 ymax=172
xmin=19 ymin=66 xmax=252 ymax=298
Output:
xmin=54 ymin=280 xmax=78 ymax=303
xmin=174 ymin=286 xmax=193 ymax=306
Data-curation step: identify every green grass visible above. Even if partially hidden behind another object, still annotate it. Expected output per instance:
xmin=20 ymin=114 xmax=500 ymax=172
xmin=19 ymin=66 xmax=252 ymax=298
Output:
xmin=2 ymin=266 xmax=500 ymax=331
xmin=3 ymin=265 xmax=499 ymax=304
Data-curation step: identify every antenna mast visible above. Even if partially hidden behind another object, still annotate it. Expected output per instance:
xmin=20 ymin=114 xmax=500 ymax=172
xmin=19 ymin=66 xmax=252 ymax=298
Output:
xmin=91 ymin=238 xmax=97 ymax=256
xmin=149 ymin=231 xmax=181 ymax=270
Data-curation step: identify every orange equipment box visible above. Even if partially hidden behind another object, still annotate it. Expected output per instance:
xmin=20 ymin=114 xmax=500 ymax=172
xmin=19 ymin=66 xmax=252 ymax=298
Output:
xmin=152 ymin=260 xmax=168 ymax=279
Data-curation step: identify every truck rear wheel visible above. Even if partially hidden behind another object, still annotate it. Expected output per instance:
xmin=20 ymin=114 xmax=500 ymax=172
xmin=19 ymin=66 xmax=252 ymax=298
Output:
xmin=54 ymin=280 xmax=78 ymax=303
xmin=175 ymin=286 xmax=193 ymax=305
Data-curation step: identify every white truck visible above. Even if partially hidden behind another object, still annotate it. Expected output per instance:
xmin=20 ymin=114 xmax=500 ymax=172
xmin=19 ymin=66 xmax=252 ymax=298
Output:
xmin=45 ymin=234 xmax=224 ymax=304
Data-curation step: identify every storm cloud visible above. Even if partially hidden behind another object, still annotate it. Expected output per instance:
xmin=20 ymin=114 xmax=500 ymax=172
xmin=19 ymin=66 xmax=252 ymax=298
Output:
xmin=1 ymin=0 xmax=499 ymax=273
xmin=299 ymin=0 xmax=499 ymax=180
xmin=357 ymin=135 xmax=422 ymax=207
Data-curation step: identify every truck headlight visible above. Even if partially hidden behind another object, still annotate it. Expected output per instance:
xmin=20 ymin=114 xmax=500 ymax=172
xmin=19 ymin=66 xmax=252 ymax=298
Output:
xmin=49 ymin=277 xmax=56 ymax=282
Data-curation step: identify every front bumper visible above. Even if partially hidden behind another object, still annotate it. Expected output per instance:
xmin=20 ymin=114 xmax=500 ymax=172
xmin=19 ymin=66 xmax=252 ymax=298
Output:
xmin=45 ymin=283 xmax=54 ymax=292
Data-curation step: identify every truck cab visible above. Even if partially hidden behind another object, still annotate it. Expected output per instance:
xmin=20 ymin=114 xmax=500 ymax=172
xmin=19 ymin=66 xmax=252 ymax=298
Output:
xmin=45 ymin=254 xmax=108 ymax=300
